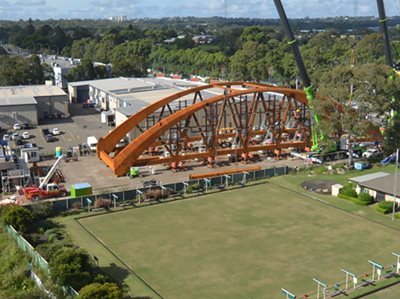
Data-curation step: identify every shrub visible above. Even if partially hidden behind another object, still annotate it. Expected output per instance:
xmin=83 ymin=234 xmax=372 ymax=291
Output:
xmin=144 ymin=189 xmax=170 ymax=200
xmin=186 ymin=183 xmax=202 ymax=194
xmin=30 ymin=202 xmax=54 ymax=220
xmin=375 ymin=201 xmax=394 ymax=214
xmin=49 ymin=247 xmax=93 ymax=290
xmin=338 ymin=194 xmax=371 ymax=206
xmin=358 ymin=192 xmax=372 ymax=203
xmin=94 ymin=198 xmax=111 ymax=209
xmin=1 ymin=205 xmax=33 ymax=233
xmin=340 ymin=183 xmax=357 ymax=198
xmin=78 ymin=282 xmax=123 ymax=299
xmin=72 ymin=202 xmax=81 ymax=210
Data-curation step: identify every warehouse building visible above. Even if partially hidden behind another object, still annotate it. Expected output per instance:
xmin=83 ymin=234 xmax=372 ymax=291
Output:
xmin=0 ymin=85 xmax=69 ymax=128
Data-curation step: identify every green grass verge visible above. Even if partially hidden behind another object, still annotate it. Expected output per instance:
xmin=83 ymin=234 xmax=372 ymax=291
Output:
xmin=363 ymin=281 xmax=400 ymax=299
xmin=0 ymin=227 xmax=48 ymax=299
xmin=347 ymin=276 xmax=400 ymax=298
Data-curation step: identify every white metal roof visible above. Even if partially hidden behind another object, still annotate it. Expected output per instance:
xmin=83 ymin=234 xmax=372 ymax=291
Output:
xmin=348 ymin=172 xmax=390 ymax=183
xmin=0 ymin=85 xmax=66 ymax=98
xmin=0 ymin=96 xmax=37 ymax=106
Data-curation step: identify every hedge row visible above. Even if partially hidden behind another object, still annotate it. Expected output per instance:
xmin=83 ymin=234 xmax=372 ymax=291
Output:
xmin=338 ymin=193 xmax=372 ymax=206
xmin=375 ymin=201 xmax=394 ymax=214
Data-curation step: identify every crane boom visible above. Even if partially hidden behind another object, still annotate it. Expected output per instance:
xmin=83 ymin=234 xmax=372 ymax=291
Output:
xmin=39 ymin=154 xmax=64 ymax=189
xmin=376 ymin=0 xmax=394 ymax=67
xmin=273 ymin=0 xmax=321 ymax=151
xmin=273 ymin=0 xmax=310 ymax=87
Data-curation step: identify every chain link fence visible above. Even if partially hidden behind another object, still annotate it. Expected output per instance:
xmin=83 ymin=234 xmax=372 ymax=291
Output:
xmin=2 ymin=224 xmax=79 ymax=297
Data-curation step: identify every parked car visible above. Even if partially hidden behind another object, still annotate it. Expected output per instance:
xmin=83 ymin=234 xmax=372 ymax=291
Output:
xmin=23 ymin=142 xmax=37 ymax=148
xmin=2 ymin=134 xmax=10 ymax=142
xmin=16 ymin=138 xmax=24 ymax=146
xmin=45 ymin=134 xmax=56 ymax=142
xmin=52 ymin=128 xmax=61 ymax=135
xmin=42 ymin=128 xmax=50 ymax=136
xmin=13 ymin=123 xmax=21 ymax=130
xmin=11 ymin=132 xmax=19 ymax=140
xmin=22 ymin=123 xmax=30 ymax=130
xmin=22 ymin=132 xmax=30 ymax=139
xmin=82 ymin=100 xmax=95 ymax=108
xmin=362 ymin=148 xmax=381 ymax=159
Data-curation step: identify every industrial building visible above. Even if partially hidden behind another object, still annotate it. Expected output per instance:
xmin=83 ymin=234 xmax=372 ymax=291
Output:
xmin=68 ymin=77 xmax=222 ymax=142
xmin=0 ymin=85 xmax=69 ymax=128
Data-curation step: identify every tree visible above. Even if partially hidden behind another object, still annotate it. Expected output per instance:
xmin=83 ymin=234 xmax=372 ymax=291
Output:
xmin=1 ymin=205 xmax=33 ymax=233
xmin=78 ymin=283 xmax=123 ymax=299
xmin=315 ymin=63 xmax=397 ymax=165
xmin=28 ymin=54 xmax=44 ymax=84
xmin=0 ymin=46 xmax=7 ymax=56
xmin=65 ymin=58 xmax=96 ymax=82
xmin=49 ymin=247 xmax=93 ymax=290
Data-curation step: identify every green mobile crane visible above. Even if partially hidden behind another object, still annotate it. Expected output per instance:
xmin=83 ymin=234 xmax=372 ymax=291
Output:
xmin=377 ymin=0 xmax=399 ymax=122
xmin=273 ymin=0 xmax=322 ymax=152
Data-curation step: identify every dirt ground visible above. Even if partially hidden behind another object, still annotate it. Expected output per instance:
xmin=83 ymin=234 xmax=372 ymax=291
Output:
xmin=55 ymin=154 xmax=305 ymax=193
xmin=301 ymin=179 xmax=338 ymax=194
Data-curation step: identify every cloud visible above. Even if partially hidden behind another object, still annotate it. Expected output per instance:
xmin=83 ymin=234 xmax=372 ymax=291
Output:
xmin=0 ymin=0 xmax=398 ymax=20
xmin=12 ymin=0 xmax=46 ymax=6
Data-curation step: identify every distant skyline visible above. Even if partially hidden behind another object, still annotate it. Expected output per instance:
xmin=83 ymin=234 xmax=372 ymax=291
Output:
xmin=1 ymin=0 xmax=400 ymax=20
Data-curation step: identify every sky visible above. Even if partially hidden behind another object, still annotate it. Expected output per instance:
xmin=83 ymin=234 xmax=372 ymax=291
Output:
xmin=0 ymin=0 xmax=400 ymax=20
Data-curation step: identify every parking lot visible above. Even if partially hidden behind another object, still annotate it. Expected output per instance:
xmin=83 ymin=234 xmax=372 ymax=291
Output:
xmin=1 ymin=102 xmax=306 ymax=193
xmin=9 ymin=104 xmax=110 ymax=155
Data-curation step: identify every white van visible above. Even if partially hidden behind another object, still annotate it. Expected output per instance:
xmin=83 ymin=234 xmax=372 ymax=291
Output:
xmin=87 ymin=136 xmax=98 ymax=152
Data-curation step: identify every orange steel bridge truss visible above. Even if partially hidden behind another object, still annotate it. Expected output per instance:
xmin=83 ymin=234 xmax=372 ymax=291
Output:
xmin=97 ymin=81 xmax=324 ymax=176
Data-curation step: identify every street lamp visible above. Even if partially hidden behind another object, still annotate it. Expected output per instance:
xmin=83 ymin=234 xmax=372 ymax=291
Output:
xmin=392 ymin=149 xmax=399 ymax=221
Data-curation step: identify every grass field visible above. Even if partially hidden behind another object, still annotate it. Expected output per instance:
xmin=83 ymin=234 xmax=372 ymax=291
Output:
xmin=61 ymin=180 xmax=400 ymax=299
xmin=364 ymin=283 xmax=400 ymax=299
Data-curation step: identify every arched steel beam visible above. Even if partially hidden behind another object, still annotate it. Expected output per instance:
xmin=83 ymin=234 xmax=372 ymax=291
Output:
xmin=104 ymin=86 xmax=310 ymax=176
xmin=97 ymin=81 xmax=308 ymax=156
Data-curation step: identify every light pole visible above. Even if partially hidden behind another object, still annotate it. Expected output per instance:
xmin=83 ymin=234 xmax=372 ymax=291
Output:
xmin=392 ymin=149 xmax=399 ymax=221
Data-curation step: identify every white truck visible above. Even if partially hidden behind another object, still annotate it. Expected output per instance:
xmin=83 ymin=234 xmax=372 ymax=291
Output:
xmin=87 ymin=136 xmax=98 ymax=152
